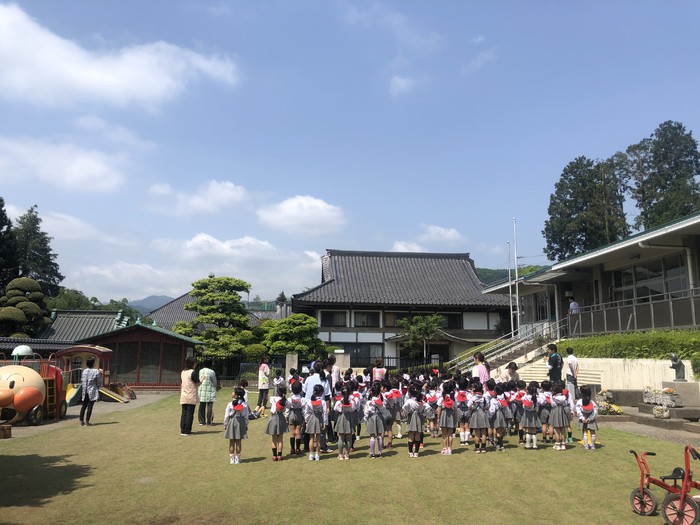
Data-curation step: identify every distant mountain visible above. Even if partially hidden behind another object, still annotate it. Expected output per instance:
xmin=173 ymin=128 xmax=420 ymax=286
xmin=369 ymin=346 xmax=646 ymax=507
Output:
xmin=128 ymin=295 xmax=174 ymax=315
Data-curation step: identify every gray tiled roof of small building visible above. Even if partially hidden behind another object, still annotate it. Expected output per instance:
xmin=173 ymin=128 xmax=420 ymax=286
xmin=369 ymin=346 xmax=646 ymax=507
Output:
xmin=146 ymin=293 xmax=198 ymax=330
xmin=36 ymin=310 xmax=129 ymax=341
xmin=294 ymin=250 xmax=510 ymax=307
xmin=147 ymin=292 xmax=260 ymax=329
xmin=78 ymin=321 xmax=204 ymax=345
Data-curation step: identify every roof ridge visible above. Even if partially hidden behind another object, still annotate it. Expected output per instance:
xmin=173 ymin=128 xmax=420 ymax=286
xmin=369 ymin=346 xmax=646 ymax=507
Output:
xmin=326 ymin=249 xmax=472 ymax=260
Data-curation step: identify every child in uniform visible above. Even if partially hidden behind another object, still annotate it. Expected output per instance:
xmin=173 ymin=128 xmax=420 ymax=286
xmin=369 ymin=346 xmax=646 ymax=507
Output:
xmin=224 ymin=387 xmax=250 ymax=464
xmin=284 ymin=380 xmax=306 ymax=456
xmin=304 ymin=384 xmax=328 ymax=461
xmin=265 ymin=385 xmax=289 ymax=461
xmin=575 ymin=385 xmax=599 ymax=451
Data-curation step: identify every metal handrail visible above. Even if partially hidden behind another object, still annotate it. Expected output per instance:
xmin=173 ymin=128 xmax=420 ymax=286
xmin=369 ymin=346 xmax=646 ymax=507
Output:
xmin=447 ymin=318 xmax=567 ymax=372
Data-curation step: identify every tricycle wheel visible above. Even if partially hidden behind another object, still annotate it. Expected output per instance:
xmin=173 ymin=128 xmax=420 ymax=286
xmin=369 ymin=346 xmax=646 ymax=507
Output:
xmin=663 ymin=493 xmax=699 ymax=525
xmin=58 ymin=400 xmax=67 ymax=419
xmin=27 ymin=405 xmax=43 ymax=426
xmin=630 ymin=488 xmax=658 ymax=516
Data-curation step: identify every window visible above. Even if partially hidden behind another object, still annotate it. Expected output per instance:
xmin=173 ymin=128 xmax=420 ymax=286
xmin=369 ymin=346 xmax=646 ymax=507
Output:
xmin=441 ymin=313 xmax=462 ymax=329
xmin=320 ymin=311 xmax=347 ymax=327
xmin=384 ymin=312 xmax=409 ymax=327
xmin=354 ymin=311 xmax=380 ymax=327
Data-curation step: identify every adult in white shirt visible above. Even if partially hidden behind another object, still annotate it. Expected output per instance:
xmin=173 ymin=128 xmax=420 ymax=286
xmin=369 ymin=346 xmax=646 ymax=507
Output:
xmin=255 ymin=355 xmax=271 ymax=417
xmin=568 ymin=297 xmax=580 ymax=315
xmin=565 ymin=347 xmax=579 ymax=398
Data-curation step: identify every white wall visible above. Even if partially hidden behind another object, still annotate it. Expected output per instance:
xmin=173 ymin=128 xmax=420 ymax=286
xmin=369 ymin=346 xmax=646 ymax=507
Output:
xmin=464 ymin=312 xmax=488 ymax=329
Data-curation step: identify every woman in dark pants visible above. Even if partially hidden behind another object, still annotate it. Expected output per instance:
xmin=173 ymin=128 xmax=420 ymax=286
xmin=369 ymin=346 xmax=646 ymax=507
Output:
xmin=180 ymin=357 xmax=200 ymax=435
xmin=79 ymin=357 xmax=102 ymax=426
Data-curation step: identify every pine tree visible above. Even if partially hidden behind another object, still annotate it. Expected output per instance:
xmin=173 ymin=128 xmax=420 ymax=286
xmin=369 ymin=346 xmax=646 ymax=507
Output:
xmin=543 ymin=156 xmax=629 ymax=261
xmin=14 ymin=205 xmax=64 ymax=297
xmin=0 ymin=197 xmax=19 ymax=290
xmin=627 ymin=121 xmax=700 ymax=230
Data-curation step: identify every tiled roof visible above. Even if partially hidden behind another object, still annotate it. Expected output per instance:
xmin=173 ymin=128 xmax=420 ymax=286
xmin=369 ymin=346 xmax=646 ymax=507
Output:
xmin=147 ymin=292 xmax=265 ymax=329
xmin=146 ymin=293 xmax=198 ymax=330
xmin=0 ymin=337 xmax=75 ymax=356
xmin=36 ymin=310 xmax=129 ymax=341
xmin=293 ymin=250 xmax=510 ymax=308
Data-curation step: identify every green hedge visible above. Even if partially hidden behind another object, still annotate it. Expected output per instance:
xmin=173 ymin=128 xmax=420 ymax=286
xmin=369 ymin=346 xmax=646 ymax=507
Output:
xmin=566 ymin=330 xmax=700 ymax=360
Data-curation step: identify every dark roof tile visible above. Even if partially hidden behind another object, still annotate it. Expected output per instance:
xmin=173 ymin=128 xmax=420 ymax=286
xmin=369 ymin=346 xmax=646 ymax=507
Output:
xmin=293 ymin=250 xmax=510 ymax=308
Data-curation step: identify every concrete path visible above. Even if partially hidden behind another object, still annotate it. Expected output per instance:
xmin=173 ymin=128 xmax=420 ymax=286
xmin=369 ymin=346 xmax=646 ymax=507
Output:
xmin=3 ymin=391 xmax=173 ymax=439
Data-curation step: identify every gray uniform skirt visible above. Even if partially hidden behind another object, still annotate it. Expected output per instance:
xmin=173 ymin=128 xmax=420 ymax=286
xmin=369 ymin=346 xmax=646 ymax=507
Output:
xmin=305 ymin=410 xmax=324 ymax=434
xmin=490 ymin=408 xmax=508 ymax=430
xmin=520 ymin=409 xmax=541 ymax=428
xmin=549 ymin=404 xmax=571 ymax=428
xmin=288 ymin=407 xmax=304 ymax=426
xmin=407 ymin=410 xmax=425 ymax=433
xmin=335 ymin=409 xmax=355 ymax=434
xmin=366 ymin=412 xmax=386 ymax=435
xmin=578 ymin=419 xmax=599 ymax=431
xmin=469 ymin=407 xmax=489 ymax=430
xmin=439 ymin=408 xmax=456 ymax=429
xmin=457 ymin=405 xmax=471 ymax=424
xmin=224 ymin=414 xmax=248 ymax=440
xmin=539 ymin=406 xmax=551 ymax=424
xmin=264 ymin=412 xmax=288 ymax=435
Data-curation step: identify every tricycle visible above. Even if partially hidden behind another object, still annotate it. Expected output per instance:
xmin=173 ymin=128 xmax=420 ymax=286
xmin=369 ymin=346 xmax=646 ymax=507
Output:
xmin=630 ymin=445 xmax=700 ymax=524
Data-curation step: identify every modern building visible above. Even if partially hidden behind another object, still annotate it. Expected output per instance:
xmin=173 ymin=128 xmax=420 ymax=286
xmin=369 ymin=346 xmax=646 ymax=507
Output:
xmin=483 ymin=211 xmax=700 ymax=338
xmin=292 ymin=250 xmax=510 ymax=368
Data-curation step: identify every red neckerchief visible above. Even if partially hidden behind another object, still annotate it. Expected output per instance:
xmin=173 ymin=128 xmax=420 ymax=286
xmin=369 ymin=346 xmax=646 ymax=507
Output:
xmin=582 ymin=402 xmax=594 ymax=411
xmin=311 ymin=399 xmax=323 ymax=408
xmin=456 ymin=391 xmax=467 ymax=403
xmin=443 ymin=396 xmax=454 ymax=409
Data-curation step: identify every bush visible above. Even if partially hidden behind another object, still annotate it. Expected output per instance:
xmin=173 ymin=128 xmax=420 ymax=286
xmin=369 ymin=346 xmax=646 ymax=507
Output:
xmin=567 ymin=330 xmax=700 ymax=360
xmin=6 ymin=277 xmax=42 ymax=294
xmin=692 ymin=352 xmax=700 ymax=378
xmin=0 ymin=306 xmax=27 ymax=324
xmin=243 ymin=344 xmax=268 ymax=359
xmin=6 ymin=289 xmax=25 ymax=299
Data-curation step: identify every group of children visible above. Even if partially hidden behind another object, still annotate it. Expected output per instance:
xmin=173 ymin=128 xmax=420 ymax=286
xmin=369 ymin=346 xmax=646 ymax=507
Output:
xmin=222 ymin=367 xmax=599 ymax=464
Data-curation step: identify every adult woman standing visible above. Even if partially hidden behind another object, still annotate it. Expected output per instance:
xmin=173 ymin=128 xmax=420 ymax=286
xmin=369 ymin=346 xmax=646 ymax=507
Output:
xmin=256 ymin=355 xmax=271 ymax=418
xmin=180 ymin=357 xmax=200 ymax=435
xmin=79 ymin=357 xmax=102 ymax=426
xmin=472 ymin=352 xmax=490 ymax=387
xmin=372 ymin=357 xmax=387 ymax=384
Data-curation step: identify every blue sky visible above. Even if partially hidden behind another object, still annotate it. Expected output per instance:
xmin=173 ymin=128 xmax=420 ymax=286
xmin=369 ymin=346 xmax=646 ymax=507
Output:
xmin=1 ymin=1 xmax=699 ymax=302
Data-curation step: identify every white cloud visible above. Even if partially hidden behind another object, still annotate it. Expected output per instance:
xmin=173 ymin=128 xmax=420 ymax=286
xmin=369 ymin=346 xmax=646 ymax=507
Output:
xmin=418 ymin=224 xmax=463 ymax=244
xmin=73 ymin=115 xmax=155 ymax=151
xmin=153 ymin=233 xmax=275 ymax=260
xmin=42 ymin=211 xmax=138 ymax=247
xmin=344 ymin=5 xmax=441 ymax=54
xmin=0 ymin=136 xmax=125 ymax=192
xmin=257 ymin=195 xmax=345 ymax=235
xmin=148 ymin=180 xmax=248 ymax=215
xmin=389 ymin=75 xmax=415 ymax=97
xmin=465 ymin=47 xmax=498 ymax=72
xmin=471 ymin=35 xmax=485 ymax=45
xmin=0 ymin=4 xmax=239 ymax=110
xmin=391 ymin=241 xmax=425 ymax=252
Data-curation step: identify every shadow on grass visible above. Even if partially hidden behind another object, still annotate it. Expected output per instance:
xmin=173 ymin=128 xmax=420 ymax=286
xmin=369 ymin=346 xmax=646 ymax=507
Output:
xmin=0 ymin=454 xmax=92 ymax=508
xmin=241 ymin=457 xmax=266 ymax=464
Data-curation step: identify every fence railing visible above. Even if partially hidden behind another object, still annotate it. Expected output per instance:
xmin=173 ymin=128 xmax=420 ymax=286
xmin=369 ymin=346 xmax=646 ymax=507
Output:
xmin=569 ymin=287 xmax=700 ymax=336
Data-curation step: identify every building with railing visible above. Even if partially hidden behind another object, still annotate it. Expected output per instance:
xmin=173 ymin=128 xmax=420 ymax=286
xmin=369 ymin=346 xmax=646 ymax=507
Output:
xmin=483 ymin=211 xmax=700 ymax=338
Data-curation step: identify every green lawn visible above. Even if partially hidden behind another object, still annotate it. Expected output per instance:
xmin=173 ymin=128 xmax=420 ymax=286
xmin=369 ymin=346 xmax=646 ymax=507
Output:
xmin=0 ymin=394 xmax=690 ymax=524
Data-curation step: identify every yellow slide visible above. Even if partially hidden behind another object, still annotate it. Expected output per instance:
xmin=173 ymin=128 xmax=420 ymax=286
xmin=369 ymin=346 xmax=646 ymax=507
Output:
xmin=66 ymin=384 xmax=82 ymax=407
xmin=99 ymin=387 xmax=129 ymax=403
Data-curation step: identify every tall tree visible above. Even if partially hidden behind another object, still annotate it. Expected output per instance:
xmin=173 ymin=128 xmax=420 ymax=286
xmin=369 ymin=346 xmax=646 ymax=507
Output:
xmin=543 ymin=156 xmax=629 ymax=261
xmin=626 ymin=120 xmax=700 ymax=230
xmin=14 ymin=205 xmax=64 ymax=297
xmin=178 ymin=274 xmax=251 ymax=356
xmin=262 ymin=314 xmax=323 ymax=357
xmin=0 ymin=197 xmax=19 ymax=290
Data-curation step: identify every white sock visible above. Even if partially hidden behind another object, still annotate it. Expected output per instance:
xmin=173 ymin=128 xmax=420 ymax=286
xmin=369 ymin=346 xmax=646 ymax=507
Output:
xmin=591 ymin=434 xmax=596 ymax=448
xmin=583 ymin=433 xmax=589 ymax=446
xmin=525 ymin=434 xmax=531 ymax=446
xmin=532 ymin=435 xmax=537 ymax=447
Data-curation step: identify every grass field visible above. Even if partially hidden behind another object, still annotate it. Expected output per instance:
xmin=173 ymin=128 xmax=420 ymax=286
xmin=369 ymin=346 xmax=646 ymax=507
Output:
xmin=0 ymin=394 xmax=692 ymax=525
